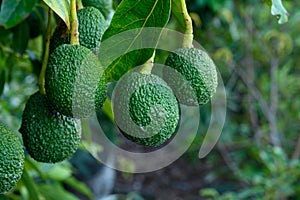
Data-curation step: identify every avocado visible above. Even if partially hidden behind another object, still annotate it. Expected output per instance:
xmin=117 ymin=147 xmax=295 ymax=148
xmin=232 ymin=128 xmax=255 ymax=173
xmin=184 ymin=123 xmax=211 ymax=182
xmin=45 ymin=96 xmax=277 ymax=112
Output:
xmin=19 ymin=92 xmax=81 ymax=163
xmin=50 ymin=6 xmax=106 ymax=54
xmin=164 ymin=48 xmax=218 ymax=105
xmin=45 ymin=44 xmax=107 ymax=118
xmin=82 ymin=0 xmax=113 ymax=19
xmin=0 ymin=122 xmax=24 ymax=193
xmin=112 ymin=69 xmax=179 ymax=147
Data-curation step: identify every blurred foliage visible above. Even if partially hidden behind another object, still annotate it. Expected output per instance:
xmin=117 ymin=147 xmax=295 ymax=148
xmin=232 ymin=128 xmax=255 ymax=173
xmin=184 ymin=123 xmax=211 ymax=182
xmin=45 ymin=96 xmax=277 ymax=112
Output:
xmin=0 ymin=0 xmax=299 ymax=199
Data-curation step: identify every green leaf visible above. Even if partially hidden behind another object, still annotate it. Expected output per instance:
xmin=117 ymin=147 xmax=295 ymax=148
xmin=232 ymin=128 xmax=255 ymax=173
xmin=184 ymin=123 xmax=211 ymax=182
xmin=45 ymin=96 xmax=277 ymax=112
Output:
xmin=171 ymin=0 xmax=187 ymax=31
xmin=21 ymin=169 xmax=41 ymax=200
xmin=64 ymin=177 xmax=94 ymax=199
xmin=38 ymin=184 xmax=79 ymax=200
xmin=101 ymin=0 xmax=171 ymax=82
xmin=42 ymin=0 xmax=70 ymax=29
xmin=0 ymin=0 xmax=38 ymax=29
xmin=0 ymin=68 xmax=6 ymax=96
xmin=11 ymin=21 xmax=30 ymax=54
xmin=271 ymin=0 xmax=289 ymax=24
xmin=46 ymin=163 xmax=73 ymax=181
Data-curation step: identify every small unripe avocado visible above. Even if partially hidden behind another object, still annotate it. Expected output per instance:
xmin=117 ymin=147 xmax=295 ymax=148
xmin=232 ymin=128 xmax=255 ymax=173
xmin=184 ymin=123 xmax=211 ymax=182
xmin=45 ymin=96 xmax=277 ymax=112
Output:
xmin=112 ymin=69 xmax=179 ymax=147
xmin=19 ymin=92 xmax=82 ymax=163
xmin=45 ymin=44 xmax=107 ymax=118
xmin=0 ymin=122 xmax=24 ymax=193
xmin=50 ymin=6 xmax=106 ymax=54
xmin=164 ymin=48 xmax=218 ymax=105
xmin=82 ymin=0 xmax=113 ymax=19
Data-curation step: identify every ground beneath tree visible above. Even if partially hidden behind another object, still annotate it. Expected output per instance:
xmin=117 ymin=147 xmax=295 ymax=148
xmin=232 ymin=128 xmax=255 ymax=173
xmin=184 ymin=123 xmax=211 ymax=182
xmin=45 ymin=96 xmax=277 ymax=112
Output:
xmin=113 ymin=155 xmax=211 ymax=200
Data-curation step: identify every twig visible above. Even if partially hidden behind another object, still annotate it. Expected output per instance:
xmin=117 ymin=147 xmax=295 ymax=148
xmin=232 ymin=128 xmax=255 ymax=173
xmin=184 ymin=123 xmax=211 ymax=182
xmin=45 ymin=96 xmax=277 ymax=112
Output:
xmin=38 ymin=9 xmax=53 ymax=95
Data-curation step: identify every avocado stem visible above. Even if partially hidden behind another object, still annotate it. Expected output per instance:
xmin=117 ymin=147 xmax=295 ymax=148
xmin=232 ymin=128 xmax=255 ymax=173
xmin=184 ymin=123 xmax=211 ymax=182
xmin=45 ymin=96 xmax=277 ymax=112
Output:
xmin=70 ymin=0 xmax=80 ymax=45
xmin=38 ymin=9 xmax=53 ymax=95
xmin=180 ymin=0 xmax=194 ymax=48
xmin=140 ymin=51 xmax=155 ymax=74
xmin=77 ymin=0 xmax=84 ymax=10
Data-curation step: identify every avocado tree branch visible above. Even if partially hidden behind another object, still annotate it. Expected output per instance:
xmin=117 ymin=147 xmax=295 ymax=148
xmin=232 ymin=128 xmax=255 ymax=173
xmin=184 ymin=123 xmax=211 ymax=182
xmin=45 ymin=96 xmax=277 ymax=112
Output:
xmin=38 ymin=8 xmax=53 ymax=95
xmin=171 ymin=0 xmax=194 ymax=48
xmin=77 ymin=0 xmax=84 ymax=10
xmin=139 ymin=50 xmax=155 ymax=75
xmin=70 ymin=0 xmax=80 ymax=45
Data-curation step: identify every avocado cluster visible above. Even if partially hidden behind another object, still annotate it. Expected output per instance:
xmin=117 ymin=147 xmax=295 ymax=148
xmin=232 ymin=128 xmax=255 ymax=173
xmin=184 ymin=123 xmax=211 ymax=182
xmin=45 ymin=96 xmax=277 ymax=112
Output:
xmin=164 ymin=48 xmax=218 ymax=105
xmin=0 ymin=121 xmax=24 ymax=193
xmin=45 ymin=44 xmax=106 ymax=118
xmin=112 ymin=69 xmax=180 ymax=147
xmin=20 ymin=92 xmax=81 ymax=163
xmin=19 ymin=5 xmax=108 ymax=164
xmin=50 ymin=6 xmax=106 ymax=54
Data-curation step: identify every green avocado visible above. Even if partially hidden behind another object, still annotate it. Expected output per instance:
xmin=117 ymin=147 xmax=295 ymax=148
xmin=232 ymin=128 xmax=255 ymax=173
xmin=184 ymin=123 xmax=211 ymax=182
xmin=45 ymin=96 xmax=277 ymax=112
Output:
xmin=112 ymin=69 xmax=179 ymax=147
xmin=19 ymin=92 xmax=81 ymax=163
xmin=45 ymin=44 xmax=107 ymax=118
xmin=50 ymin=6 xmax=106 ymax=54
xmin=164 ymin=48 xmax=218 ymax=105
xmin=82 ymin=0 xmax=113 ymax=19
xmin=0 ymin=122 xmax=24 ymax=193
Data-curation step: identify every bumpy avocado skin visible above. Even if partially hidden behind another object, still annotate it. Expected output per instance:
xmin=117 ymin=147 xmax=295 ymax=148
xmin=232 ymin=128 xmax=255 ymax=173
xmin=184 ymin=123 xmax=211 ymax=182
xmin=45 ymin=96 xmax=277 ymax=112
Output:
xmin=50 ymin=7 xmax=106 ymax=53
xmin=45 ymin=44 xmax=107 ymax=118
xmin=164 ymin=48 xmax=218 ymax=105
xmin=82 ymin=0 xmax=112 ymax=19
xmin=113 ymin=70 xmax=179 ymax=147
xmin=19 ymin=92 xmax=81 ymax=163
xmin=0 ymin=122 xmax=24 ymax=193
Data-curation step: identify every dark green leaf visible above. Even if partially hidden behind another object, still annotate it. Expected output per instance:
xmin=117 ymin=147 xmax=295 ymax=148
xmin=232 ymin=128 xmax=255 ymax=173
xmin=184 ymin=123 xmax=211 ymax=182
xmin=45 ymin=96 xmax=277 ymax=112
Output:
xmin=64 ymin=177 xmax=94 ymax=199
xmin=38 ymin=184 xmax=79 ymax=200
xmin=0 ymin=0 xmax=38 ymax=29
xmin=0 ymin=68 xmax=5 ymax=96
xmin=42 ymin=0 xmax=70 ymax=29
xmin=171 ymin=0 xmax=186 ymax=31
xmin=12 ymin=21 xmax=30 ymax=54
xmin=100 ymin=0 xmax=171 ymax=82
xmin=21 ymin=169 xmax=41 ymax=200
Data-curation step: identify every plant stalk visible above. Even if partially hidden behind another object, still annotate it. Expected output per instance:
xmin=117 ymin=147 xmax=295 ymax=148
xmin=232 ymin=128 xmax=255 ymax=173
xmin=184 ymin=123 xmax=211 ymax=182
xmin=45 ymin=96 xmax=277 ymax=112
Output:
xmin=180 ymin=0 xmax=193 ymax=48
xmin=70 ymin=0 xmax=80 ymax=45
xmin=38 ymin=9 xmax=53 ymax=95
xmin=139 ymin=51 xmax=155 ymax=74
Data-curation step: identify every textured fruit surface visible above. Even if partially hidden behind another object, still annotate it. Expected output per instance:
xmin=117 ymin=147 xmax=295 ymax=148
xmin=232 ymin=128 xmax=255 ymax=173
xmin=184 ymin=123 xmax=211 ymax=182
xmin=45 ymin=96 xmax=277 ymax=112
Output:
xmin=0 ymin=122 xmax=24 ymax=193
xmin=82 ymin=0 xmax=112 ymax=19
xmin=19 ymin=92 xmax=81 ymax=163
xmin=112 ymin=70 xmax=179 ymax=147
xmin=164 ymin=48 xmax=218 ymax=105
xmin=50 ymin=7 xmax=106 ymax=53
xmin=45 ymin=44 xmax=107 ymax=118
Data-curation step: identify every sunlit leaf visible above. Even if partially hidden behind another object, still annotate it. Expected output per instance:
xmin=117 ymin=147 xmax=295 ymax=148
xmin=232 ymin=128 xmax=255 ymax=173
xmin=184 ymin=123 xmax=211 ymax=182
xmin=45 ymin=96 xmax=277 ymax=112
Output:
xmin=42 ymin=0 xmax=70 ymax=29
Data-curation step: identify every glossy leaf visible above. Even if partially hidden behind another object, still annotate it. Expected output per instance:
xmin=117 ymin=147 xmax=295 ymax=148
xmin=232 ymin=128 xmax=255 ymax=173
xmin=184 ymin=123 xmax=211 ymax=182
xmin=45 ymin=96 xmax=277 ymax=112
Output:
xmin=101 ymin=0 xmax=171 ymax=82
xmin=42 ymin=0 xmax=70 ymax=29
xmin=0 ymin=0 xmax=38 ymax=29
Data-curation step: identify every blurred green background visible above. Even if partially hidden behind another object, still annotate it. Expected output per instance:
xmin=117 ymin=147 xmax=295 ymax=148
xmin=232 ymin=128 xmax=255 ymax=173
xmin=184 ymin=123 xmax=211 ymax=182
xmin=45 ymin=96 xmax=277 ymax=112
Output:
xmin=1 ymin=0 xmax=300 ymax=199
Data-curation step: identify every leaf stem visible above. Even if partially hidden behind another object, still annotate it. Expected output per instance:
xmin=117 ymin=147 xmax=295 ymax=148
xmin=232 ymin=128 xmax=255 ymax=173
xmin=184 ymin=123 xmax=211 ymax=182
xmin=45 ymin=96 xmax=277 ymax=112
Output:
xmin=139 ymin=51 xmax=155 ymax=74
xmin=172 ymin=0 xmax=194 ymax=48
xmin=38 ymin=8 xmax=53 ymax=95
xmin=77 ymin=0 xmax=84 ymax=10
xmin=180 ymin=0 xmax=193 ymax=48
xmin=70 ymin=0 xmax=80 ymax=45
